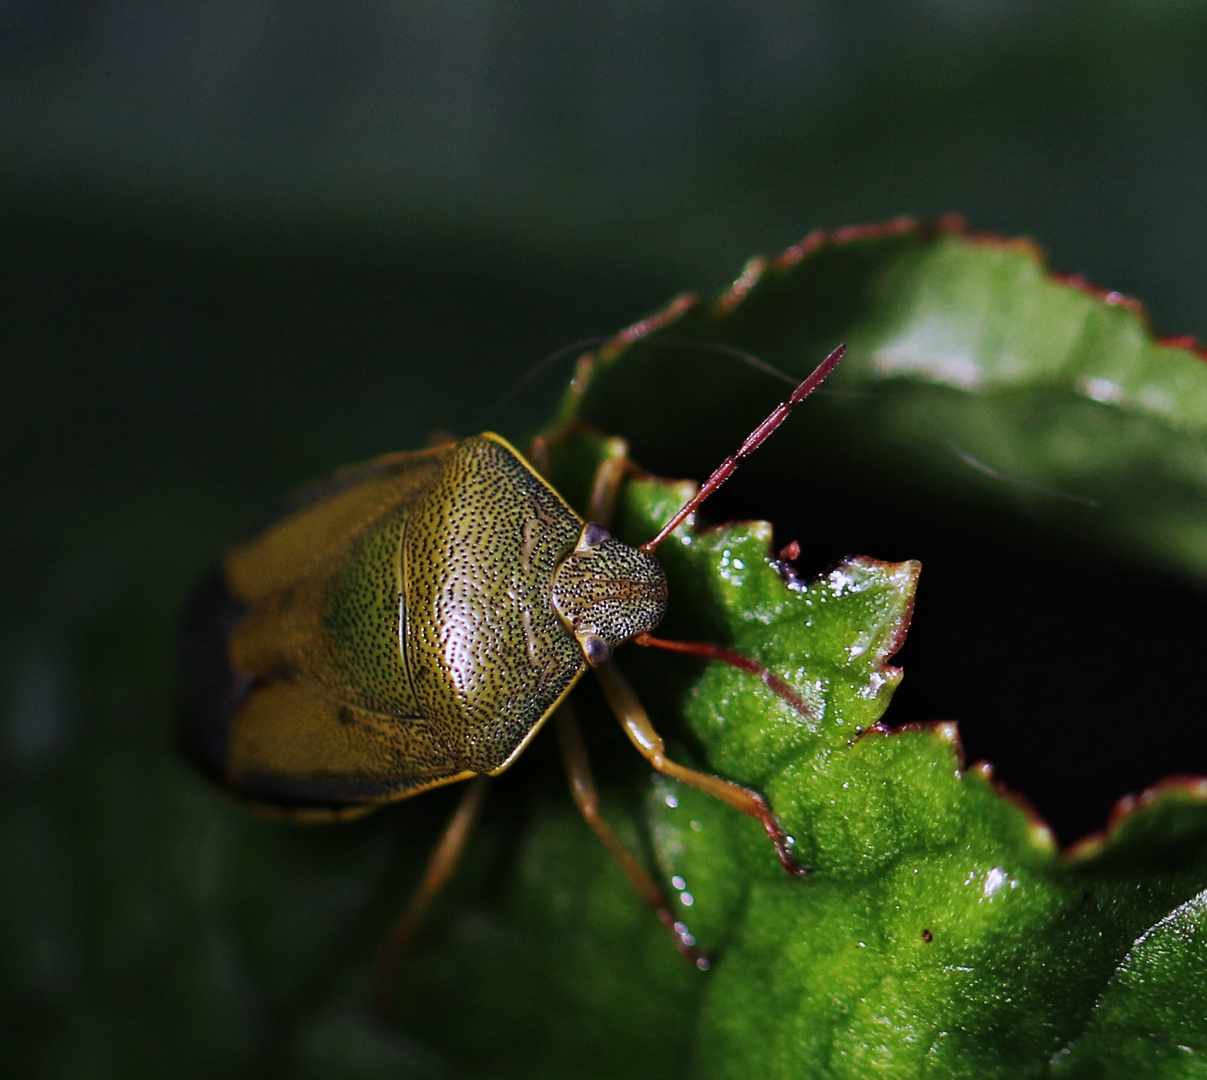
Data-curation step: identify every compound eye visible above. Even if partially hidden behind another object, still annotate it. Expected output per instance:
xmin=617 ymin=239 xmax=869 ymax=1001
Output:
xmin=580 ymin=633 xmax=613 ymax=667
xmin=581 ymin=522 xmax=611 ymax=548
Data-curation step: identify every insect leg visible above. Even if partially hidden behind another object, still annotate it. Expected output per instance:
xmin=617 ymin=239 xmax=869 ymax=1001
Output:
xmin=555 ymin=703 xmax=707 ymax=968
xmin=372 ymin=776 xmax=490 ymax=1018
xmin=525 ymin=431 xmax=630 ymax=528
xmin=593 ymin=661 xmax=809 ymax=878
xmin=584 ymin=436 xmax=632 ymax=527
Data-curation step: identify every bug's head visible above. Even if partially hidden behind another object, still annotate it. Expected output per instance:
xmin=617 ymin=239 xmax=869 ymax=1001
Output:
xmin=551 ymin=522 xmax=668 ymax=666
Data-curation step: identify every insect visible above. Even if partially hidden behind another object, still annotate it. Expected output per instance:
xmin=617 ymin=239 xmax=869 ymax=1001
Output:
xmin=178 ymin=343 xmax=845 ymax=1005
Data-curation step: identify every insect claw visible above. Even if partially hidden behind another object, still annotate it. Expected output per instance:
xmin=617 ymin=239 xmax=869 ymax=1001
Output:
xmin=749 ymin=791 xmax=812 ymax=877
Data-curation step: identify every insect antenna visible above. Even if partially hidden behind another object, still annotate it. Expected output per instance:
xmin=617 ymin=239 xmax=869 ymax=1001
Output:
xmin=641 ymin=344 xmax=846 ymax=554
xmin=644 ymin=335 xmax=802 ymax=388
xmin=633 ymin=633 xmax=812 ymax=720
xmin=634 ymin=343 xmax=845 ymax=735
xmin=475 ymin=336 xmax=612 ymax=428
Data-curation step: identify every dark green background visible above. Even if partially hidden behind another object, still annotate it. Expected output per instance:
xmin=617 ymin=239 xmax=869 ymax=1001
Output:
xmin=3 ymin=3 xmax=1207 ymax=1076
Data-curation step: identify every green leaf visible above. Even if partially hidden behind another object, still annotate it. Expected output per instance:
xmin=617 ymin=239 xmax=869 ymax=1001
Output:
xmin=1054 ymin=887 xmax=1207 ymax=1077
xmin=42 ymin=219 xmax=1199 ymax=1078
xmin=391 ymin=220 xmax=1207 ymax=1077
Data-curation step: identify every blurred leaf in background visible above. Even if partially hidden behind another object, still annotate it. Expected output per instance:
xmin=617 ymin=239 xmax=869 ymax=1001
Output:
xmin=3 ymin=2 xmax=1207 ymax=1077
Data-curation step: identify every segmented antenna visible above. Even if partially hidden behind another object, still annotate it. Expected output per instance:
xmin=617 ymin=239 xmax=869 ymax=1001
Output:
xmin=641 ymin=344 xmax=846 ymax=553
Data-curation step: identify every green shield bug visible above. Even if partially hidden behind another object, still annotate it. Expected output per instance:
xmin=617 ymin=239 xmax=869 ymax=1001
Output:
xmin=178 ymin=343 xmax=845 ymax=1002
